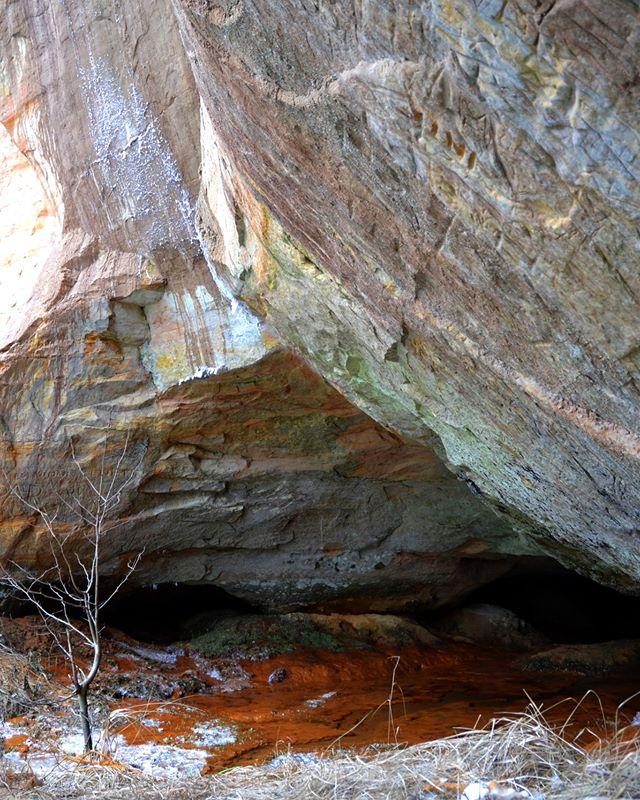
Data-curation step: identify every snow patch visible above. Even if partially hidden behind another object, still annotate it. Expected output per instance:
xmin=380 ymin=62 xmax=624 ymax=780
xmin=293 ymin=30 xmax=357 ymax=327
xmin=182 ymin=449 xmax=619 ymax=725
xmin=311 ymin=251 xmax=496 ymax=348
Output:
xmin=305 ymin=691 xmax=336 ymax=709
xmin=206 ymin=665 xmax=224 ymax=681
xmin=18 ymin=733 xmax=209 ymax=780
xmin=190 ymin=721 xmax=237 ymax=748
xmin=0 ymin=720 xmax=29 ymax=738
xmin=268 ymin=751 xmax=320 ymax=770
xmin=112 ymin=739 xmax=208 ymax=778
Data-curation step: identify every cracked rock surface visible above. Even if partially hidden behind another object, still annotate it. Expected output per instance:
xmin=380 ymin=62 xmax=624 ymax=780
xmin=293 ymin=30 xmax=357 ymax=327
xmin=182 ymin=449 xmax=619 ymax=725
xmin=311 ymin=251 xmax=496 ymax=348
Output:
xmin=178 ymin=0 xmax=640 ymax=591
xmin=0 ymin=0 xmax=526 ymax=611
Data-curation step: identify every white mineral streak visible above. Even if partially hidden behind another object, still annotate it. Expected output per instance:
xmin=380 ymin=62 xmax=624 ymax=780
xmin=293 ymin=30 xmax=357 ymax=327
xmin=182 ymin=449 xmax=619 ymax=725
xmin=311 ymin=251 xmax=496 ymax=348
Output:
xmin=56 ymin=4 xmax=269 ymax=390
xmin=78 ymin=54 xmax=196 ymax=249
xmin=60 ymin=0 xmax=196 ymax=251
xmin=141 ymin=279 xmax=270 ymax=391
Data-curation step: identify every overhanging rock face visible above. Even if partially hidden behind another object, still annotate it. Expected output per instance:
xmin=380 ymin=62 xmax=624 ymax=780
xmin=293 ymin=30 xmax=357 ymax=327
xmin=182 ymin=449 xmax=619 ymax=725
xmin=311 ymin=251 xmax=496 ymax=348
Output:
xmin=174 ymin=0 xmax=640 ymax=591
xmin=0 ymin=0 xmax=532 ymax=611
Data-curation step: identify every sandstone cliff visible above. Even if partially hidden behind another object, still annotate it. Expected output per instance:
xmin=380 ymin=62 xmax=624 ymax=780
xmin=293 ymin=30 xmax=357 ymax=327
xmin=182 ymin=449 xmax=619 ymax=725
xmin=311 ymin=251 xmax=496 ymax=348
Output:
xmin=0 ymin=0 xmax=638 ymax=604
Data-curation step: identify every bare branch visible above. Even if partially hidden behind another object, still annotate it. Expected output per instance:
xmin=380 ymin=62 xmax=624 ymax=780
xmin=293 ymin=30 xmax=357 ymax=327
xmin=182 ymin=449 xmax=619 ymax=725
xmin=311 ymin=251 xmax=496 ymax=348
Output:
xmin=0 ymin=428 xmax=143 ymax=754
xmin=99 ymin=550 xmax=144 ymax=610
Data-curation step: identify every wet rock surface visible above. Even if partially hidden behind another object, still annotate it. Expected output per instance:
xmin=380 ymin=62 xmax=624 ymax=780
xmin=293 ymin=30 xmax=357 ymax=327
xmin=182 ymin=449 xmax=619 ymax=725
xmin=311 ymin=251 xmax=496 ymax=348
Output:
xmin=519 ymin=639 xmax=640 ymax=676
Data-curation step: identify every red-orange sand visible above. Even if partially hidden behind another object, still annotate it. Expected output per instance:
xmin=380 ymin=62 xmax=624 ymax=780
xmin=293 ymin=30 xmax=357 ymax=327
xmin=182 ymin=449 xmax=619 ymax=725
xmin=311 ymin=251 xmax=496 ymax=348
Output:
xmin=111 ymin=644 xmax=639 ymax=770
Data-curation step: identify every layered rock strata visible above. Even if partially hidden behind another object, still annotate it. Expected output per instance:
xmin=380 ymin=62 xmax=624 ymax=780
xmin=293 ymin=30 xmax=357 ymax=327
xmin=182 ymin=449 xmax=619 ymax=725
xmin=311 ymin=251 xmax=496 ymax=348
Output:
xmin=0 ymin=0 xmax=528 ymax=610
xmin=176 ymin=0 xmax=640 ymax=590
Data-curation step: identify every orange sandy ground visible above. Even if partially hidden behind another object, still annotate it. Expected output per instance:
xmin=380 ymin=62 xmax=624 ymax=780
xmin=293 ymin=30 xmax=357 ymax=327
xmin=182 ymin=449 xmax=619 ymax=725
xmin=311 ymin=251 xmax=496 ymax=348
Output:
xmin=111 ymin=644 xmax=640 ymax=770
xmin=5 ymin=622 xmax=639 ymax=772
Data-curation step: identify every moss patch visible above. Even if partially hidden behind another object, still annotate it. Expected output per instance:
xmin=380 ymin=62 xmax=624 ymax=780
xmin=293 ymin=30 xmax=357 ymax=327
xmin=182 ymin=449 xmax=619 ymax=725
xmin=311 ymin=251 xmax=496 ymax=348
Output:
xmin=187 ymin=614 xmax=354 ymax=660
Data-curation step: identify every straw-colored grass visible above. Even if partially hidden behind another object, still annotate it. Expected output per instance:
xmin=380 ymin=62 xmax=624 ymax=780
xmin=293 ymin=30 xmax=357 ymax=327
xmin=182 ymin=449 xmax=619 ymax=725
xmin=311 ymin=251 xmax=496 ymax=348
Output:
xmin=0 ymin=643 xmax=48 ymax=721
xmin=3 ymin=696 xmax=639 ymax=800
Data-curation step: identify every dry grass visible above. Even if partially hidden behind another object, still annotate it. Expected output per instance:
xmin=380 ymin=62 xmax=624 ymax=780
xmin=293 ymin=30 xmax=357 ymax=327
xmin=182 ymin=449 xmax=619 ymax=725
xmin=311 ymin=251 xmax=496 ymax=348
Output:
xmin=0 ymin=643 xmax=48 ymax=721
xmin=3 ymin=696 xmax=640 ymax=800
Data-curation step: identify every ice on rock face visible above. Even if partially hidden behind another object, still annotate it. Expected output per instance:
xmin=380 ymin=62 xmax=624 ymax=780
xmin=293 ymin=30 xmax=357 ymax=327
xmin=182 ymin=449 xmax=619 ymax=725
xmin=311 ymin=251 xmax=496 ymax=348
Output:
xmin=77 ymin=45 xmax=196 ymax=250
xmin=141 ymin=284 xmax=269 ymax=390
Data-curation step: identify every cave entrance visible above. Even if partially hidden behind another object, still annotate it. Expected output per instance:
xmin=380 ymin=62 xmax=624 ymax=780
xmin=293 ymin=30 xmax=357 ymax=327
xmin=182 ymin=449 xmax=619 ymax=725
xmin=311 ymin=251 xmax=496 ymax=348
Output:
xmin=104 ymin=559 xmax=640 ymax=648
xmin=104 ymin=583 xmax=255 ymax=644
xmin=8 ymin=557 xmax=640 ymax=648
xmin=440 ymin=560 xmax=640 ymax=644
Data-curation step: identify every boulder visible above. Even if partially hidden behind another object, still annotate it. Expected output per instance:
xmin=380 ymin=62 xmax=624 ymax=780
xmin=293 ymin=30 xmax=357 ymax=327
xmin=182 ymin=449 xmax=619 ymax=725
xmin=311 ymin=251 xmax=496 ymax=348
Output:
xmin=519 ymin=640 xmax=640 ymax=676
xmin=187 ymin=612 xmax=440 ymax=660
xmin=175 ymin=0 xmax=640 ymax=593
xmin=428 ymin=604 xmax=547 ymax=652
xmin=1 ymin=0 xmax=639 ymax=604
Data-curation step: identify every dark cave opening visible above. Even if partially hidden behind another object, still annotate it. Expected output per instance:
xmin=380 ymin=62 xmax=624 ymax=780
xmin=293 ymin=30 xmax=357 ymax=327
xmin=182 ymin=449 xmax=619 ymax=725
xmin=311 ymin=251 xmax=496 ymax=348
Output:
xmin=463 ymin=562 xmax=640 ymax=644
xmin=103 ymin=583 xmax=256 ymax=644
xmin=6 ymin=558 xmax=640 ymax=649
xmin=100 ymin=559 xmax=640 ymax=648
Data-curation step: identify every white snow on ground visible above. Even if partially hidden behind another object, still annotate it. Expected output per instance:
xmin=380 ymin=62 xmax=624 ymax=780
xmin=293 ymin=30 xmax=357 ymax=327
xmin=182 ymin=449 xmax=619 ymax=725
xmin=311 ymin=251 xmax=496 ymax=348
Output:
xmin=0 ymin=720 xmax=29 ymax=738
xmin=109 ymin=739 xmax=208 ymax=778
xmin=60 ymin=733 xmax=88 ymax=755
xmin=305 ymin=691 xmax=337 ymax=708
xmin=140 ymin=716 xmax=165 ymax=732
xmin=3 ymin=712 xmax=237 ymax=781
xmin=461 ymin=785 xmax=546 ymax=800
xmin=206 ymin=665 xmax=224 ymax=681
xmin=268 ymin=752 xmax=319 ymax=770
xmin=7 ymin=733 xmax=209 ymax=780
xmin=192 ymin=654 xmax=224 ymax=682
xmin=190 ymin=721 xmax=237 ymax=748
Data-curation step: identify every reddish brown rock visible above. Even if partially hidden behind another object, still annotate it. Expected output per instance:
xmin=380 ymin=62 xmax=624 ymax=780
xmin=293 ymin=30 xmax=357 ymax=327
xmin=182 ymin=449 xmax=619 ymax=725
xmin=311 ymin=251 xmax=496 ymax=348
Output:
xmin=2 ymin=0 xmax=639 ymax=605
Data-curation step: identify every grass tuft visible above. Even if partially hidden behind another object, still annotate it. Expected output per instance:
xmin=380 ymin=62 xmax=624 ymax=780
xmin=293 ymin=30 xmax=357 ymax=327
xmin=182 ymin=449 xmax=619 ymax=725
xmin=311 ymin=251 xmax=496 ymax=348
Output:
xmin=3 ymin=696 xmax=639 ymax=799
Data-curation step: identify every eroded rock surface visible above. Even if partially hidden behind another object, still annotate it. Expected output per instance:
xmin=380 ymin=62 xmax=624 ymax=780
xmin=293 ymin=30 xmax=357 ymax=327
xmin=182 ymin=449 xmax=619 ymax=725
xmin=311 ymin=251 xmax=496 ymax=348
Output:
xmin=0 ymin=0 xmax=532 ymax=611
xmin=520 ymin=640 xmax=640 ymax=676
xmin=1 ymin=0 xmax=639 ymax=603
xmin=176 ymin=0 xmax=640 ymax=591
xmin=428 ymin=603 xmax=547 ymax=652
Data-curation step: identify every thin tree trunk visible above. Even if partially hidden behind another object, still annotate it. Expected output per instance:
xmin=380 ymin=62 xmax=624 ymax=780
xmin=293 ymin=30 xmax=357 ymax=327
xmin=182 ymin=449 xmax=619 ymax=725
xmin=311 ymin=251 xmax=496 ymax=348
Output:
xmin=77 ymin=685 xmax=93 ymax=752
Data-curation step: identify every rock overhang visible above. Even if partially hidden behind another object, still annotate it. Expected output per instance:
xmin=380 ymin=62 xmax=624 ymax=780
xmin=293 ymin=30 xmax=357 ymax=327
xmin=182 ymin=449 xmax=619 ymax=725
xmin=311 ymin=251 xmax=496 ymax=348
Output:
xmin=0 ymin=0 xmax=638 ymax=611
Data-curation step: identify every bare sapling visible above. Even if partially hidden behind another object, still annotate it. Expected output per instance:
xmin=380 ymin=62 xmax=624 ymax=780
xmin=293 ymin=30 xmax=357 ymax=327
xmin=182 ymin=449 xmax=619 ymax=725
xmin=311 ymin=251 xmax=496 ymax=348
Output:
xmin=0 ymin=431 xmax=143 ymax=752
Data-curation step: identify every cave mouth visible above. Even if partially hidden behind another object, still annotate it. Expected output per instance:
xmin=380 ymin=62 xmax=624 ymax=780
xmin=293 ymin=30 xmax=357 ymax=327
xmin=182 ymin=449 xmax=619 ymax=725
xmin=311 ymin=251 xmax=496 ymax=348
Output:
xmin=424 ymin=560 xmax=640 ymax=645
xmin=104 ymin=583 xmax=256 ymax=644
xmin=103 ymin=560 xmax=640 ymax=648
